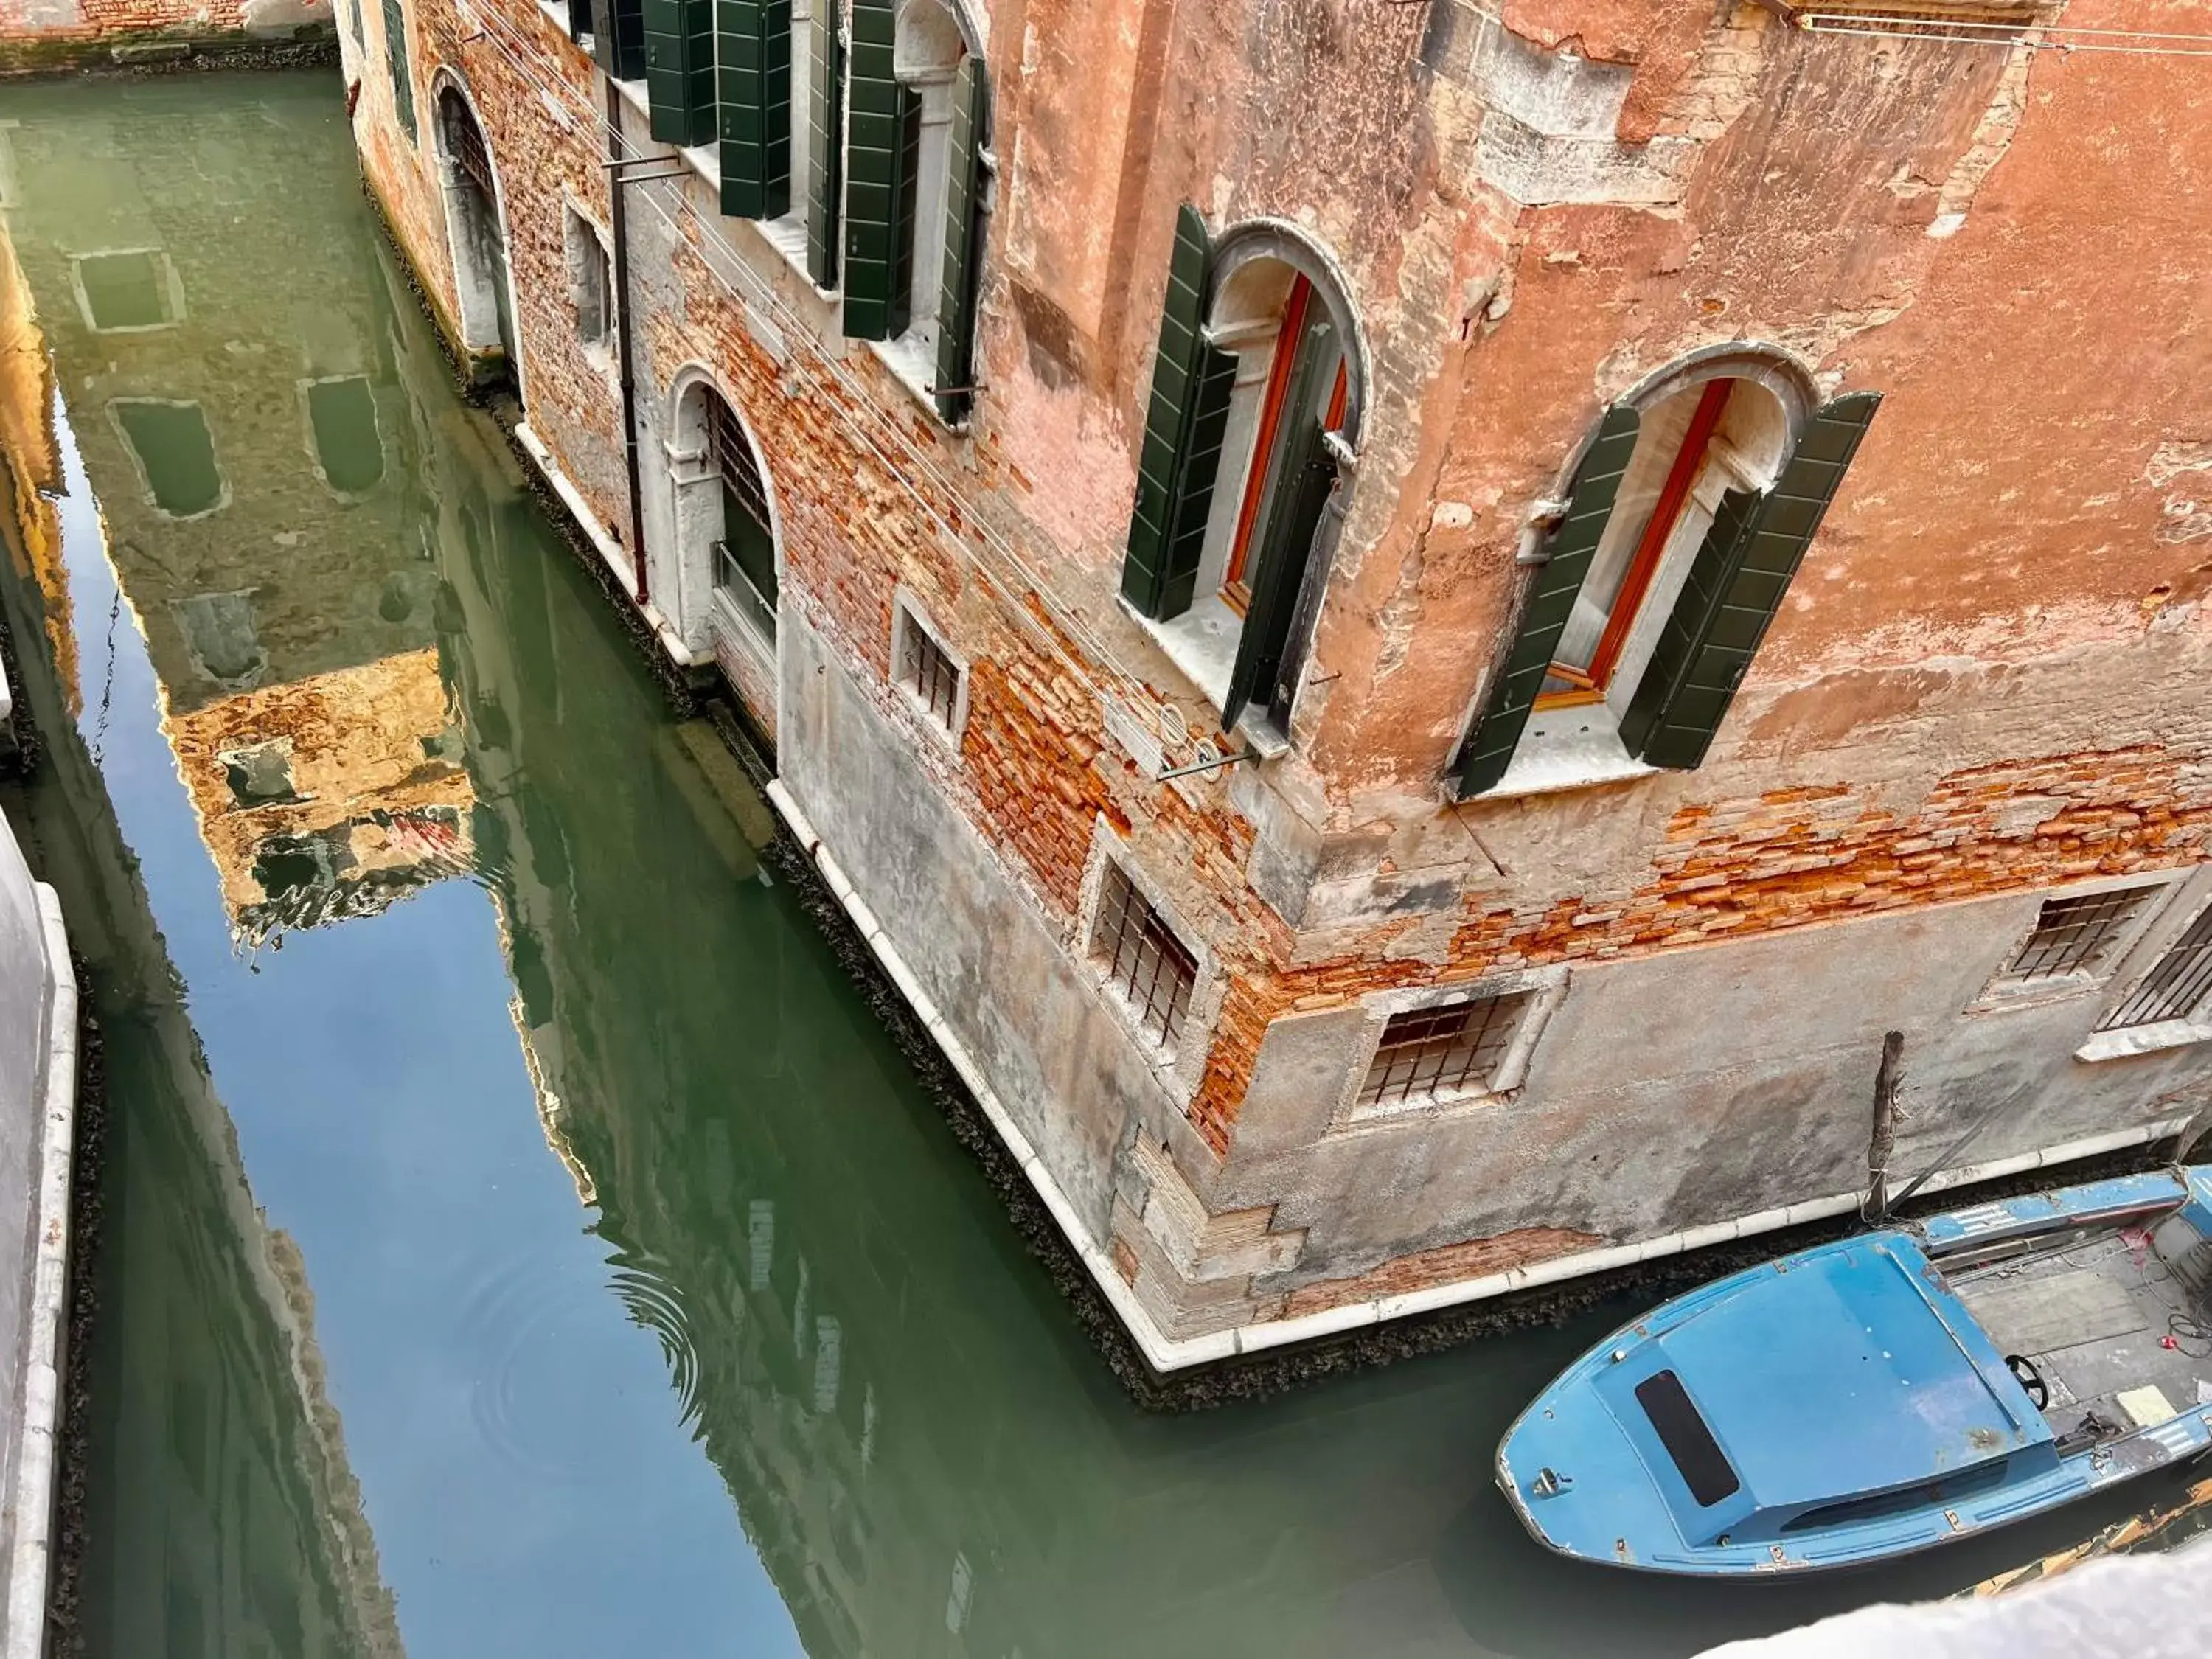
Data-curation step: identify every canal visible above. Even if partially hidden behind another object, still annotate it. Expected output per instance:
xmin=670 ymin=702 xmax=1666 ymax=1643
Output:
xmin=0 ymin=70 xmax=2197 ymax=1659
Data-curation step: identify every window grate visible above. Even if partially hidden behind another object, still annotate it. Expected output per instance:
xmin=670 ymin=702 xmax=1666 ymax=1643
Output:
xmin=897 ymin=612 xmax=961 ymax=731
xmin=2098 ymin=902 xmax=2212 ymax=1030
xmin=1093 ymin=864 xmax=1197 ymax=1053
xmin=703 ymin=394 xmax=772 ymax=534
xmin=445 ymin=104 xmax=495 ymax=198
xmin=1999 ymin=887 xmax=2158 ymax=985
xmin=1359 ymin=993 xmax=1530 ymax=1110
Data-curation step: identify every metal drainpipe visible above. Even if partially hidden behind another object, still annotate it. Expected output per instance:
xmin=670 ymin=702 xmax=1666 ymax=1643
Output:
xmin=604 ymin=77 xmax=651 ymax=608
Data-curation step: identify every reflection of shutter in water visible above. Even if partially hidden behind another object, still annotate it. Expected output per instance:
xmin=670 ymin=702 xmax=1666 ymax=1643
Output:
xmin=308 ymin=378 xmax=384 ymax=493
xmin=116 ymin=400 xmax=224 ymax=517
xmin=173 ymin=591 xmax=265 ymax=688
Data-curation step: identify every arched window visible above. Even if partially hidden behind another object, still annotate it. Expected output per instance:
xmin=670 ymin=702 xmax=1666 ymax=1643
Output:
xmin=840 ymin=0 xmax=992 ymax=422
xmin=1455 ymin=355 xmax=1881 ymax=797
xmin=705 ymin=389 xmax=779 ymax=642
xmin=669 ymin=374 xmax=780 ymax=653
xmin=434 ymin=85 xmax=520 ymax=396
xmin=1120 ymin=209 xmax=1362 ymax=741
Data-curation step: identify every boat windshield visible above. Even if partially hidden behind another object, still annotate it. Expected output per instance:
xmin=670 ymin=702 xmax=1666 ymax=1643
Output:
xmin=1634 ymin=1368 xmax=1741 ymax=1508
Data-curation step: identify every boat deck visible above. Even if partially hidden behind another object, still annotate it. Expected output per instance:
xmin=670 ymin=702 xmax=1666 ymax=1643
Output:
xmin=1950 ymin=1227 xmax=2212 ymax=1449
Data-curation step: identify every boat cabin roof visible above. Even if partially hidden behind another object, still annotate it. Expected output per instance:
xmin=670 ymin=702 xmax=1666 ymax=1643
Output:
xmin=1607 ymin=1234 xmax=2049 ymax=1533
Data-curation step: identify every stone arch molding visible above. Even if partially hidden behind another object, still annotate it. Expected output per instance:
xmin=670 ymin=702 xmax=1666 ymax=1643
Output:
xmin=427 ymin=66 xmax=527 ymax=401
xmin=1549 ymin=341 xmax=1821 ymax=498
xmin=1205 ymin=217 xmax=1371 ymax=451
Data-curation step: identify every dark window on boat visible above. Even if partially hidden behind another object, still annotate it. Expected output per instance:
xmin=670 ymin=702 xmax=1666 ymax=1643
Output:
xmin=1635 ymin=1370 xmax=1740 ymax=1509
xmin=1780 ymin=1461 xmax=2008 ymax=1533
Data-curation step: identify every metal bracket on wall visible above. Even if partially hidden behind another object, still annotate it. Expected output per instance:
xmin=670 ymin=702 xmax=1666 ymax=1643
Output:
xmin=1155 ymin=745 xmax=1260 ymax=782
xmin=614 ymin=170 xmax=690 ymax=187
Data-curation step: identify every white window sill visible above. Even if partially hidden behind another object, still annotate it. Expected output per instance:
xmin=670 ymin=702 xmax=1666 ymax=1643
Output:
xmin=1329 ymin=1086 xmax=1515 ymax=1139
xmin=1968 ymin=975 xmax=2102 ymax=1017
xmin=2076 ymin=1020 xmax=2212 ymax=1063
xmin=1479 ymin=735 xmax=1657 ymax=800
xmin=865 ymin=331 xmax=962 ymax=430
xmin=1129 ymin=592 xmax=1238 ymax=714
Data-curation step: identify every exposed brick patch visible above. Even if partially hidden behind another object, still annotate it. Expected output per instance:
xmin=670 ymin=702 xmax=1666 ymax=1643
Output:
xmin=1189 ymin=743 xmax=2212 ymax=1149
xmin=1281 ymin=1225 xmax=1603 ymax=1318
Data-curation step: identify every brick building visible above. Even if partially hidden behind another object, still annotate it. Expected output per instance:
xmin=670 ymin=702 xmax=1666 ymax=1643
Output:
xmin=336 ymin=0 xmax=2212 ymax=1369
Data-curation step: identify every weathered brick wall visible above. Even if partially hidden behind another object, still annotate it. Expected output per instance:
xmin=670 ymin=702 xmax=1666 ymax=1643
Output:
xmin=0 ymin=0 xmax=331 ymax=46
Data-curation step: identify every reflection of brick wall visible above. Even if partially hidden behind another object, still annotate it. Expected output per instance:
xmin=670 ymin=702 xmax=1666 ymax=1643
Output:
xmin=0 ymin=0 xmax=332 ymax=48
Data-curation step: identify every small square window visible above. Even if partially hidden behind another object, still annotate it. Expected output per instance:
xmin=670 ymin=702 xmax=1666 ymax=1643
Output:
xmin=1358 ymin=993 xmax=1533 ymax=1112
xmin=1996 ymin=886 xmax=2159 ymax=987
xmin=1092 ymin=863 xmax=1198 ymax=1054
xmin=895 ymin=604 xmax=963 ymax=734
xmin=74 ymin=250 xmax=180 ymax=333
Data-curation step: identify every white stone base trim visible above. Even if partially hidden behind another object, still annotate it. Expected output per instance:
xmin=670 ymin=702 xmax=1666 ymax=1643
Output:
xmin=765 ymin=773 xmax=2191 ymax=1372
xmin=5 ymin=885 xmax=77 ymax=1659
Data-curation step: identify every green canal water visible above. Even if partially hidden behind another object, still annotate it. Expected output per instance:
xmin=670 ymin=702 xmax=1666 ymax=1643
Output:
xmin=0 ymin=71 xmax=2194 ymax=1659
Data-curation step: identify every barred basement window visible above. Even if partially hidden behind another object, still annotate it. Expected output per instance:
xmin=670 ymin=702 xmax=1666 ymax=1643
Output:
xmin=2098 ymin=902 xmax=2212 ymax=1030
xmin=1093 ymin=864 xmax=1198 ymax=1054
xmin=1998 ymin=886 xmax=2160 ymax=987
xmin=1359 ymin=992 xmax=1532 ymax=1111
xmin=894 ymin=602 xmax=961 ymax=732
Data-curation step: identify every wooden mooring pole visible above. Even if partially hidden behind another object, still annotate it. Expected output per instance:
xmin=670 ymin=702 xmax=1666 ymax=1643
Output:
xmin=1863 ymin=1030 xmax=1905 ymax=1225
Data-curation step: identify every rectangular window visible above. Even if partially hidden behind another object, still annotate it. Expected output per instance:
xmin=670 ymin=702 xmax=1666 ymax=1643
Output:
xmin=1359 ymin=992 xmax=1531 ymax=1111
xmin=380 ymin=0 xmax=417 ymax=142
xmin=305 ymin=377 xmax=384 ymax=495
xmin=112 ymin=400 xmax=224 ymax=518
xmin=1093 ymin=864 xmax=1198 ymax=1054
xmin=1997 ymin=887 xmax=2160 ymax=987
xmin=2098 ymin=902 xmax=2212 ymax=1030
xmin=74 ymin=250 xmax=178 ymax=333
xmin=706 ymin=394 xmax=778 ymax=641
xmin=895 ymin=606 xmax=961 ymax=732
xmin=563 ymin=206 xmax=613 ymax=348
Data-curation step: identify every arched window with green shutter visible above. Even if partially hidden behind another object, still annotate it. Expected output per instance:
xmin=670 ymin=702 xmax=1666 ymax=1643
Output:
xmin=1455 ymin=369 xmax=1877 ymax=797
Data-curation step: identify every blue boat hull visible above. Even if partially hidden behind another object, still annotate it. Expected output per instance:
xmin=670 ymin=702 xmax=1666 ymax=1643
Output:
xmin=1496 ymin=1166 xmax=2212 ymax=1576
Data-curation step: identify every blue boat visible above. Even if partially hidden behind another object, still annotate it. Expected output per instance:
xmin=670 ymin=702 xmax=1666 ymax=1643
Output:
xmin=1496 ymin=1166 xmax=2212 ymax=1574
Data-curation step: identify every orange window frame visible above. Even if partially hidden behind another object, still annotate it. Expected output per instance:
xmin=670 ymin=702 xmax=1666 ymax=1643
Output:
xmin=1534 ymin=378 xmax=1733 ymax=710
xmin=1222 ymin=276 xmax=1313 ymax=609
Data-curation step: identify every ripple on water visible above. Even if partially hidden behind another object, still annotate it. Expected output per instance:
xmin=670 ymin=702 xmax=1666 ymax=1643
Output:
xmin=460 ymin=1251 xmax=703 ymax=1487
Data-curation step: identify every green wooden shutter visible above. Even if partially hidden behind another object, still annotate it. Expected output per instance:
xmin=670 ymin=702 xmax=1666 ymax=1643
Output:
xmin=1453 ymin=404 xmax=1641 ymax=796
xmin=644 ymin=0 xmax=717 ymax=147
xmin=805 ymin=4 xmax=844 ymax=288
xmin=1120 ymin=205 xmax=1234 ymax=620
xmin=1224 ymin=307 xmax=1340 ymax=728
xmin=932 ymin=59 xmax=990 ymax=424
xmin=718 ymin=0 xmax=793 ymax=219
xmin=380 ymin=0 xmax=417 ymax=141
xmin=567 ymin=0 xmax=590 ymax=46
xmin=1621 ymin=390 xmax=1882 ymax=771
xmin=841 ymin=0 xmax=914 ymax=340
xmin=594 ymin=0 xmax=647 ymax=80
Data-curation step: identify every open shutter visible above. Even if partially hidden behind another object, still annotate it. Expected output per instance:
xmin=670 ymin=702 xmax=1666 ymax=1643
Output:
xmin=717 ymin=0 xmax=793 ymax=220
xmin=1120 ymin=204 xmax=1235 ymax=620
xmin=932 ymin=59 xmax=990 ymax=425
xmin=805 ymin=3 xmax=844 ymax=288
xmin=1453 ymin=405 xmax=1641 ymax=797
xmin=594 ymin=0 xmax=647 ymax=81
xmin=380 ymin=0 xmax=417 ymax=139
xmin=841 ymin=0 xmax=914 ymax=340
xmin=644 ymin=0 xmax=718 ymax=147
xmin=1621 ymin=390 xmax=1882 ymax=771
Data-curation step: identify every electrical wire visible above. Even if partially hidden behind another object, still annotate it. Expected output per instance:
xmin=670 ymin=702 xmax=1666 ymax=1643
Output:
xmin=1796 ymin=12 xmax=2212 ymax=58
xmin=442 ymin=4 xmax=1182 ymax=741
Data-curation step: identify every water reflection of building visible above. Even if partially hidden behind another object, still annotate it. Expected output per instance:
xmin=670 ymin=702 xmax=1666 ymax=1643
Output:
xmin=0 ymin=86 xmax=470 ymax=944
xmin=0 ymin=312 xmax=403 ymax=1659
